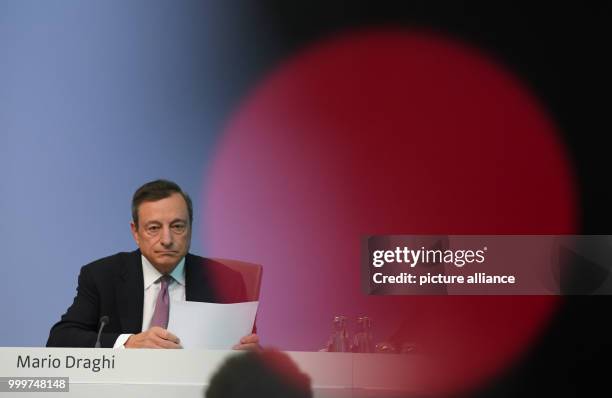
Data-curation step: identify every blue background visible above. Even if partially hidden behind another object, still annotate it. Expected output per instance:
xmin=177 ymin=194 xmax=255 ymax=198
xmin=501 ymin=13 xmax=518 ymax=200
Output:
xmin=0 ymin=0 xmax=278 ymax=346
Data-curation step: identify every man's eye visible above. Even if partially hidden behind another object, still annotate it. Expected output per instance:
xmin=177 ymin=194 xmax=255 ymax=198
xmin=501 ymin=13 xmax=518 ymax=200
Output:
xmin=147 ymin=226 xmax=160 ymax=233
xmin=171 ymin=224 xmax=186 ymax=233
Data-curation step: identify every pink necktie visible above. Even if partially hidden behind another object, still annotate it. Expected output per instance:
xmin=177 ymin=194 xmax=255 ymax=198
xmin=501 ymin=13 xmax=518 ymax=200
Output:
xmin=150 ymin=275 xmax=171 ymax=329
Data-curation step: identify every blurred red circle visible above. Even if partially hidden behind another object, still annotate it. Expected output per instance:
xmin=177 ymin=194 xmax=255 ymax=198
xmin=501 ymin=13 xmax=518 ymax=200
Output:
xmin=203 ymin=30 xmax=577 ymax=395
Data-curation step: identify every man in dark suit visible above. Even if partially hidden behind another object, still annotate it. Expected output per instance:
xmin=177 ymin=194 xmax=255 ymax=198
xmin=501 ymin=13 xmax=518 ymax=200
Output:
xmin=47 ymin=179 xmax=259 ymax=349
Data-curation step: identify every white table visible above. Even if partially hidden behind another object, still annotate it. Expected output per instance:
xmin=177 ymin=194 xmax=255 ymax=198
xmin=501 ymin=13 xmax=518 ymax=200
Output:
xmin=0 ymin=348 xmax=428 ymax=397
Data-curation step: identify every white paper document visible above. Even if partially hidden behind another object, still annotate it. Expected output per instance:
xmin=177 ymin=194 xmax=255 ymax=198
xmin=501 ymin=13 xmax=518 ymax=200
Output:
xmin=167 ymin=300 xmax=259 ymax=349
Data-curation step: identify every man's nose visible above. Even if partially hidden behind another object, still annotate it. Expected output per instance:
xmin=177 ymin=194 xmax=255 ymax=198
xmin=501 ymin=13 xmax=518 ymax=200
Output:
xmin=160 ymin=226 xmax=173 ymax=246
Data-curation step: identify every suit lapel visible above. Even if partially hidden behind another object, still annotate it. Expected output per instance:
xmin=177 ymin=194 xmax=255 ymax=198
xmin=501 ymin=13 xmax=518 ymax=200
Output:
xmin=185 ymin=254 xmax=215 ymax=302
xmin=114 ymin=252 xmax=217 ymax=332
xmin=116 ymin=250 xmax=144 ymax=333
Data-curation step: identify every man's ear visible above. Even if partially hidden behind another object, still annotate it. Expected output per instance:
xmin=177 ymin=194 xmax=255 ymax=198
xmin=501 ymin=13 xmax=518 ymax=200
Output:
xmin=130 ymin=221 xmax=140 ymax=246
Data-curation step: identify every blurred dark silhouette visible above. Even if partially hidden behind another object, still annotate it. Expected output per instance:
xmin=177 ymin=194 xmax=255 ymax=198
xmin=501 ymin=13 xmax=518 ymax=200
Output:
xmin=206 ymin=349 xmax=312 ymax=398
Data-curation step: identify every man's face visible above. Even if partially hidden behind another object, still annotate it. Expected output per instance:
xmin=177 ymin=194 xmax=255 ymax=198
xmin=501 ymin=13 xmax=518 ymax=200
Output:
xmin=130 ymin=192 xmax=191 ymax=274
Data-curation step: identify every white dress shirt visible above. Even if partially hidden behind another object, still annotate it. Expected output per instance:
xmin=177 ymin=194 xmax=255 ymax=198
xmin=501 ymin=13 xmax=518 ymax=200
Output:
xmin=113 ymin=255 xmax=186 ymax=348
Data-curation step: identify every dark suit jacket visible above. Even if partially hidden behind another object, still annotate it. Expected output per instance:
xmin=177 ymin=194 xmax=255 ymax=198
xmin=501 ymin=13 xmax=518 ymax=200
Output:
xmin=46 ymin=250 xmax=248 ymax=348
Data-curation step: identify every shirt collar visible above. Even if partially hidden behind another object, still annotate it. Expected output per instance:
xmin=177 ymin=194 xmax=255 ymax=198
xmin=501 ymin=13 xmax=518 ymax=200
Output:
xmin=141 ymin=255 xmax=186 ymax=289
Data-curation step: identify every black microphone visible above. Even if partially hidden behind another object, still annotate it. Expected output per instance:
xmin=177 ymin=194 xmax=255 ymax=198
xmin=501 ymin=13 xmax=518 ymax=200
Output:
xmin=94 ymin=316 xmax=110 ymax=348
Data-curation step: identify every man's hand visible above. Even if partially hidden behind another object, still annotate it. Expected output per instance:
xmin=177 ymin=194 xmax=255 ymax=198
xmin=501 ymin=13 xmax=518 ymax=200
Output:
xmin=232 ymin=333 xmax=260 ymax=351
xmin=124 ymin=326 xmax=182 ymax=349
